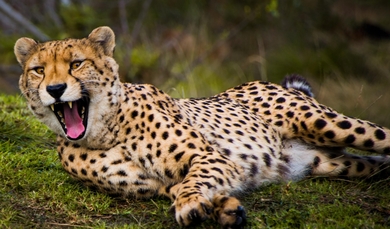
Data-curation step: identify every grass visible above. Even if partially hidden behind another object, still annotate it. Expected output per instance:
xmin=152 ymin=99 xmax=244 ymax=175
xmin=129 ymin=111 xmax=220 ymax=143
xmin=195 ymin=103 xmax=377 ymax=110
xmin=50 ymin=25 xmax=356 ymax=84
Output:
xmin=1 ymin=93 xmax=390 ymax=229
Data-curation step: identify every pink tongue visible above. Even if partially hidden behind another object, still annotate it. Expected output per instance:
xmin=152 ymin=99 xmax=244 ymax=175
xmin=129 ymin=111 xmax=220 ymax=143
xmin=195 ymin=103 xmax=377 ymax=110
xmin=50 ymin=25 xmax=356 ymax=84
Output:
xmin=63 ymin=102 xmax=85 ymax=139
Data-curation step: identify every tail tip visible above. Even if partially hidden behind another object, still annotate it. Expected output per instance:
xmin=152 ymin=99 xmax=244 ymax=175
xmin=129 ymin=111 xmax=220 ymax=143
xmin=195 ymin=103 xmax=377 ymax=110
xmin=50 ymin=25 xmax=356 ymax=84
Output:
xmin=281 ymin=74 xmax=314 ymax=97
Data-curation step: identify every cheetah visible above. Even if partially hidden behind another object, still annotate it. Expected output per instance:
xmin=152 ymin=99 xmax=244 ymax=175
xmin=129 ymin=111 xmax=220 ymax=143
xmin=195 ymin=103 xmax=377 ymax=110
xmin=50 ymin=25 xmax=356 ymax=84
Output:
xmin=15 ymin=26 xmax=390 ymax=228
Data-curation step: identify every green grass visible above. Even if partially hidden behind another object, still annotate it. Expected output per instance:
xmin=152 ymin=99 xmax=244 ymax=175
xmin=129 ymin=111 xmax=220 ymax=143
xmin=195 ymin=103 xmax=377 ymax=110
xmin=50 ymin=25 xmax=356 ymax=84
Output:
xmin=1 ymin=94 xmax=389 ymax=228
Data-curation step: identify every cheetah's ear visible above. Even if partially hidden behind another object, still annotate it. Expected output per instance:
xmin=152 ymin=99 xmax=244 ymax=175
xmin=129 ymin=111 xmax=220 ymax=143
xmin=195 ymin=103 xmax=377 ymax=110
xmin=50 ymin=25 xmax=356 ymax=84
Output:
xmin=14 ymin=38 xmax=37 ymax=67
xmin=88 ymin=26 xmax=116 ymax=57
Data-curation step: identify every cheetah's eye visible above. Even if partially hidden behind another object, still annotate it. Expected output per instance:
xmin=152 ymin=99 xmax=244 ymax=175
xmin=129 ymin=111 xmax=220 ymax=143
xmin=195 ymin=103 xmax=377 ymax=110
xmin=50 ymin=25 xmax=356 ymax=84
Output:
xmin=33 ymin=67 xmax=44 ymax=75
xmin=70 ymin=61 xmax=83 ymax=70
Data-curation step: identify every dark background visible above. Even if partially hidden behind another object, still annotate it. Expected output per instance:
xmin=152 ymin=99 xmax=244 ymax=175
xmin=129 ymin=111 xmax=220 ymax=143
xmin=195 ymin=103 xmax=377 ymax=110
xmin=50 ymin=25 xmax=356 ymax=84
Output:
xmin=1 ymin=0 xmax=390 ymax=125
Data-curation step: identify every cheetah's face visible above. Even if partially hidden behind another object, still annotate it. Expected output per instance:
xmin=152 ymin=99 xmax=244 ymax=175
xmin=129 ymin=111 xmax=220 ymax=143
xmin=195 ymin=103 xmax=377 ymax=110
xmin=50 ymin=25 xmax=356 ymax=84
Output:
xmin=15 ymin=27 xmax=118 ymax=142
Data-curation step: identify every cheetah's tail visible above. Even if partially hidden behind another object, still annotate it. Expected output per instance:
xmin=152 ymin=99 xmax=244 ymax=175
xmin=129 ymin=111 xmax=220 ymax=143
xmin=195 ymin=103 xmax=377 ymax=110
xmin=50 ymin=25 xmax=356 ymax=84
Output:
xmin=281 ymin=74 xmax=314 ymax=98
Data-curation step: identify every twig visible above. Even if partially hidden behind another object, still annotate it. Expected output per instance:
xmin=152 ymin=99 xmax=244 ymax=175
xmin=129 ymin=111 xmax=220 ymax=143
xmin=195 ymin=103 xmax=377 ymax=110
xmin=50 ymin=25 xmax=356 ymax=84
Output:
xmin=47 ymin=222 xmax=94 ymax=228
xmin=0 ymin=0 xmax=49 ymax=41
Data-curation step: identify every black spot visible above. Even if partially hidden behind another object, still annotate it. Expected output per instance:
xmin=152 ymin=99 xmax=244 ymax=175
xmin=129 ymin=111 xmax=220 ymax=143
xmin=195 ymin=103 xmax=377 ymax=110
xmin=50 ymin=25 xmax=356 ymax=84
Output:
xmin=80 ymin=154 xmax=88 ymax=161
xmin=131 ymin=110 xmax=138 ymax=119
xmin=292 ymin=123 xmax=298 ymax=133
xmin=337 ymin=121 xmax=352 ymax=129
xmin=187 ymin=143 xmax=196 ymax=149
xmin=363 ymin=139 xmax=374 ymax=148
xmin=239 ymin=154 xmax=248 ymax=160
xmin=99 ymin=153 xmax=106 ymax=158
xmin=81 ymin=169 xmax=87 ymax=175
xmin=151 ymin=132 xmax=156 ymax=139
xmin=71 ymin=168 xmax=78 ymax=175
xmin=126 ymin=127 xmax=132 ymax=134
xmin=165 ymin=169 xmax=174 ymax=178
xmin=384 ymin=147 xmax=390 ymax=154
xmin=68 ymin=154 xmax=75 ymax=162
xmin=325 ymin=112 xmax=337 ymax=119
xmin=148 ymin=114 xmax=154 ymax=122
xmin=119 ymin=115 xmax=125 ymax=123
xmin=300 ymin=105 xmax=310 ymax=111
xmin=190 ymin=131 xmax=198 ymax=138
xmin=162 ymin=131 xmax=169 ymax=140
xmin=313 ymin=156 xmax=320 ymax=167
xmin=356 ymin=162 xmax=365 ymax=172
xmin=90 ymin=159 xmax=96 ymax=164
xmin=304 ymin=112 xmax=313 ymax=118
xmin=175 ymin=151 xmax=184 ymax=162
xmin=119 ymin=181 xmax=128 ymax=186
xmin=286 ymin=111 xmax=294 ymax=118
xmin=275 ymin=105 xmax=283 ymax=110
xmin=324 ymin=130 xmax=335 ymax=139
xmin=156 ymin=150 xmax=161 ymax=157
xmin=222 ymin=148 xmax=231 ymax=156
xmin=355 ymin=127 xmax=366 ymax=134
xmin=263 ymin=153 xmax=272 ymax=167
xmin=300 ymin=121 xmax=307 ymax=130
xmin=276 ymin=97 xmax=286 ymax=103
xmin=101 ymin=166 xmax=108 ymax=172
xmin=117 ymin=170 xmax=127 ymax=176
xmin=92 ymin=171 xmax=98 ymax=177
xmin=243 ymin=144 xmax=251 ymax=150
xmin=139 ymin=158 xmax=146 ymax=167
xmin=235 ymin=130 xmax=244 ymax=136
xmin=175 ymin=129 xmax=182 ymax=136
xmin=374 ymin=129 xmax=386 ymax=140
xmin=169 ymin=144 xmax=178 ymax=153
xmin=274 ymin=121 xmax=283 ymax=126
xmin=344 ymin=135 xmax=356 ymax=144
xmin=206 ymin=146 xmax=214 ymax=152
xmin=132 ymin=142 xmax=137 ymax=151
xmin=250 ymin=163 xmax=259 ymax=177
xmin=211 ymin=167 xmax=224 ymax=175
xmin=261 ymin=102 xmax=270 ymax=108
xmin=314 ymin=119 xmax=327 ymax=129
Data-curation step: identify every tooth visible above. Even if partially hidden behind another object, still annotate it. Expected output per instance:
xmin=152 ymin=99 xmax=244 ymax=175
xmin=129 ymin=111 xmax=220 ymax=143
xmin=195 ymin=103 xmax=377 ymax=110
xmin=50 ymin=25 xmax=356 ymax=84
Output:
xmin=68 ymin=102 xmax=73 ymax=109
xmin=50 ymin=104 xmax=55 ymax=111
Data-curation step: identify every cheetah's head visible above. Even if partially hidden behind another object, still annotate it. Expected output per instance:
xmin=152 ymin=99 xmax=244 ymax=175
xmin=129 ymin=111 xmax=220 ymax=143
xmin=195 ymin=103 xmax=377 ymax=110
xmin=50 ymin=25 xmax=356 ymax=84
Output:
xmin=15 ymin=27 xmax=120 ymax=144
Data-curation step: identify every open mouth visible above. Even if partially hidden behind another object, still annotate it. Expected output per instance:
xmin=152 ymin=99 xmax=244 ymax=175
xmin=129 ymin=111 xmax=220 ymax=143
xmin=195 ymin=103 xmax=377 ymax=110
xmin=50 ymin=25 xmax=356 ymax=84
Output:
xmin=49 ymin=97 xmax=89 ymax=140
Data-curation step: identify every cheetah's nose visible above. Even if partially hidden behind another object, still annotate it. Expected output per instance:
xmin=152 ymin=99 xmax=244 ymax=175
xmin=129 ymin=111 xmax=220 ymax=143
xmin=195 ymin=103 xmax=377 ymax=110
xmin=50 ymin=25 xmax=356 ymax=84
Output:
xmin=47 ymin=83 xmax=67 ymax=99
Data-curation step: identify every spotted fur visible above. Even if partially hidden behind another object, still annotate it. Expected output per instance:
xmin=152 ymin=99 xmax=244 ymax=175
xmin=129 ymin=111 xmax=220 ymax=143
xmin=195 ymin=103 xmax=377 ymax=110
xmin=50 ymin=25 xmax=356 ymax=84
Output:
xmin=15 ymin=27 xmax=390 ymax=228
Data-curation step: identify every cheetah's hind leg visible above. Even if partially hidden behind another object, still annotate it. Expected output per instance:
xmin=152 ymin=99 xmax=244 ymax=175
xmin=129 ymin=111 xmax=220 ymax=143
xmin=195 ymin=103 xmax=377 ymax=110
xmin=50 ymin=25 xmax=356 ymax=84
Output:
xmin=283 ymin=139 xmax=390 ymax=179
xmin=309 ymin=147 xmax=390 ymax=178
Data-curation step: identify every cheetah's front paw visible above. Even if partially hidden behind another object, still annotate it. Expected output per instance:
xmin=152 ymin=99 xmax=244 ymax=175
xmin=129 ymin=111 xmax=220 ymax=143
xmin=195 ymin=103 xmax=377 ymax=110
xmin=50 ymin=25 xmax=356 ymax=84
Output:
xmin=172 ymin=195 xmax=213 ymax=226
xmin=213 ymin=195 xmax=247 ymax=229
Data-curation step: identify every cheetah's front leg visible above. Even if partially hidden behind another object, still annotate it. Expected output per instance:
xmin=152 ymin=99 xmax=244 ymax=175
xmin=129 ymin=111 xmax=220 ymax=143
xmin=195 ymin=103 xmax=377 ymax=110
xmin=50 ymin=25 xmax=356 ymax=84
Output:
xmin=168 ymin=149 xmax=247 ymax=227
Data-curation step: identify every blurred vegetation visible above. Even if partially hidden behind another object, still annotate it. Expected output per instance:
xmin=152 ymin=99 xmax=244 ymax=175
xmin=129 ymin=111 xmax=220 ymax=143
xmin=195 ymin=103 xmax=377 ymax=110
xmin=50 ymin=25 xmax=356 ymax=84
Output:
xmin=1 ymin=0 xmax=390 ymax=125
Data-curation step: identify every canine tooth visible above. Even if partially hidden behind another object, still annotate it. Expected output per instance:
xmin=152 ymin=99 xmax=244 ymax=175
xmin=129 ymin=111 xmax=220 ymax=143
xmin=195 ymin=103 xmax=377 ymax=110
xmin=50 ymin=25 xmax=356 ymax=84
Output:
xmin=68 ymin=102 xmax=73 ymax=109
xmin=50 ymin=104 xmax=55 ymax=111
